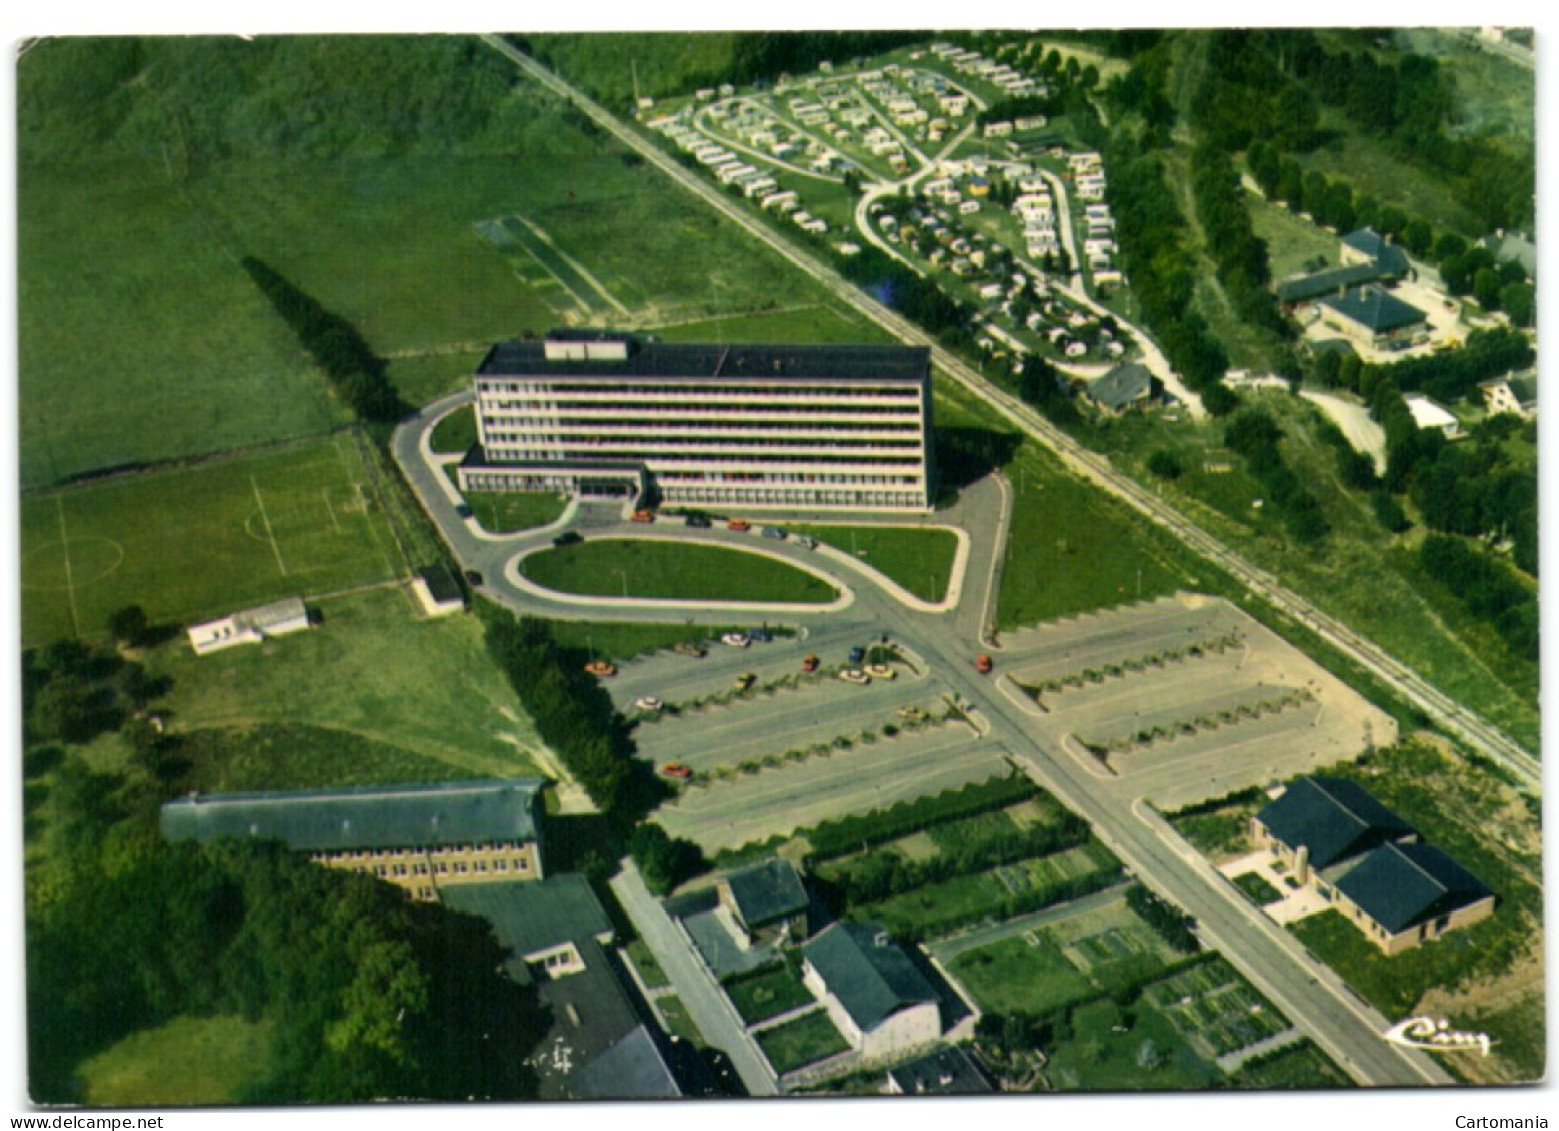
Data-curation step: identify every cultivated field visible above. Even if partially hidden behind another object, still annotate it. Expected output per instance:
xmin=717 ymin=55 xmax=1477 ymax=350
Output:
xmin=20 ymin=434 xmax=402 ymax=649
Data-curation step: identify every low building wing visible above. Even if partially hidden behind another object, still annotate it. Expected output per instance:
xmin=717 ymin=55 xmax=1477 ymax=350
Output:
xmin=1331 ymin=842 xmax=1494 ymax=936
xmin=1318 ymin=286 xmax=1427 ymax=336
xmin=722 ymin=858 xmax=809 ymax=930
xmin=1255 ymin=776 xmax=1415 ymax=869
xmin=885 ymin=1046 xmax=995 ymax=1095
xmin=441 ymin=875 xmax=613 ymax=980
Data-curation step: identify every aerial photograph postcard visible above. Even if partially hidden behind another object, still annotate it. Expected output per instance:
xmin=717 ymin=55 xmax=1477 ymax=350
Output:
xmin=11 ymin=20 xmax=1543 ymax=1114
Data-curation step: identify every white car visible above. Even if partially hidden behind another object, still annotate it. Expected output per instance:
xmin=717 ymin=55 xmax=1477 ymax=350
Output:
xmin=634 ymin=697 xmax=664 ymax=711
xmin=866 ymin=663 xmax=896 ymax=680
xmin=721 ymin=633 xmax=751 ymax=648
xmin=838 ymin=669 xmax=872 ymax=685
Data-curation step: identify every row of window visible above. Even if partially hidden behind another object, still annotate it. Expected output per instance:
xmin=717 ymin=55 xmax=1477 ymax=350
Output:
xmin=482 ymin=416 xmax=924 ymax=434
xmin=478 ymin=381 xmax=924 ymax=399
xmin=333 ymin=855 xmax=531 ymax=878
xmin=484 ymin=436 xmax=923 ymax=454
xmin=485 ymin=447 xmax=925 ymax=468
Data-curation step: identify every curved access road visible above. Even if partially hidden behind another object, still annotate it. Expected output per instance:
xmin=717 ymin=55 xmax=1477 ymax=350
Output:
xmin=482 ymin=35 xmax=1535 ymax=796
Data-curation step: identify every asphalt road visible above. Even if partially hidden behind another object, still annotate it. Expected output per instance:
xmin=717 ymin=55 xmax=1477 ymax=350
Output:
xmin=481 ymin=35 xmax=1536 ymax=795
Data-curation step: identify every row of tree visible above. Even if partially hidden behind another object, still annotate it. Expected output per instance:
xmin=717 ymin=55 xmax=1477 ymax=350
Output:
xmin=1188 ymin=144 xmax=1292 ymax=343
xmin=1222 ymin=408 xmax=1329 ymax=542
xmin=1419 ymin=535 xmax=1537 ymax=660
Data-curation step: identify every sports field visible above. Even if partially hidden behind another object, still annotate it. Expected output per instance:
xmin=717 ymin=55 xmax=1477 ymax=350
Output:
xmin=20 ymin=434 xmax=402 ymax=648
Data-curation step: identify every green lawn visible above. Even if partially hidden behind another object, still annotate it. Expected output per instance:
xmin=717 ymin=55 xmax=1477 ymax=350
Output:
xmin=1246 ymin=189 xmax=1341 ymax=278
xmin=859 ymin=842 xmax=1120 ymax=939
xmin=784 ymin=524 xmax=960 ymax=604
xmin=140 ymin=586 xmax=546 ymax=788
xmin=656 ymin=995 xmax=706 ymax=1046
xmin=997 ymin=442 xmax=1193 ymax=628
xmin=466 ymin=491 xmax=569 ymax=534
xmin=949 ymin=934 xmax=1093 ymax=1015
xmin=755 ymin=1010 xmax=850 ymax=1075
xmin=723 ymin=963 xmax=816 ymax=1026
xmin=1225 ymin=1039 xmax=1350 ymax=1089
xmin=20 ymin=434 xmax=402 ymax=648
xmin=388 ymin=350 xmax=491 ymax=410
xmin=430 ymin=405 xmax=478 ymax=454
xmin=520 ymin=539 xmax=839 ymax=604
xmin=17 ymin=163 xmax=349 ymax=489
xmin=1043 ymin=998 xmax=1221 ymax=1092
xmin=1230 ymin=872 xmax=1284 ymax=906
xmin=650 ymin=303 xmax=888 ymax=346
xmin=626 ymin=939 xmax=671 ymax=989
xmin=77 ymin=1015 xmax=274 ymax=1107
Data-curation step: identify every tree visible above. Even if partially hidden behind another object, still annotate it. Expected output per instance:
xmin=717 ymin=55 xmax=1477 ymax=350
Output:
xmin=1402 ymin=218 xmax=1433 ymax=258
xmin=628 ymin=824 xmax=705 ymax=894
xmin=1201 ymin=383 xmax=1241 ymax=417
xmin=107 ymin=605 xmax=151 ymax=648
xmin=1499 ymin=282 xmax=1535 ymax=328
xmin=1147 ymin=450 xmax=1184 ymax=479
xmin=1434 ymin=232 xmax=1468 ymax=263
xmin=1472 ymin=268 xmax=1503 ymax=311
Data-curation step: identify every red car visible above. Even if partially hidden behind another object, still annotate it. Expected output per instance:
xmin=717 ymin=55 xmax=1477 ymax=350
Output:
xmin=727 ymin=518 xmax=751 ymax=532
xmin=975 ymin=654 xmax=994 ymax=674
xmin=801 ymin=654 xmax=819 ymax=673
xmin=631 ymin=509 xmax=656 ymax=524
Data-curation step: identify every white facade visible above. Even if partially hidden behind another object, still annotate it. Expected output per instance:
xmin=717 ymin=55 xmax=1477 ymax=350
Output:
xmin=187 ymin=597 xmax=310 ymax=656
xmin=460 ymin=333 xmax=934 ymax=512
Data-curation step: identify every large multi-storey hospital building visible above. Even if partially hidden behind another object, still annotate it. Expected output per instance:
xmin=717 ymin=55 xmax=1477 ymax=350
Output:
xmin=456 ymin=330 xmax=934 ymax=512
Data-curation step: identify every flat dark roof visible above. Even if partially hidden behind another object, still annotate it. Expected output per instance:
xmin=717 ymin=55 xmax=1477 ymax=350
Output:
xmin=477 ymin=338 xmax=930 ymax=384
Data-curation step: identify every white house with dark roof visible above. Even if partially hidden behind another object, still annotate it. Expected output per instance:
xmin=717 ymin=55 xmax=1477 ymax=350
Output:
xmin=802 ymin=921 xmax=941 ymax=1059
xmin=187 ymin=597 xmax=310 ymax=656
xmin=715 ymin=857 xmax=810 ymax=948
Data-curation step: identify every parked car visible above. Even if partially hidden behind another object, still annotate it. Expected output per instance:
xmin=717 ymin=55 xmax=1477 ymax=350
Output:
xmin=760 ymin=525 xmax=787 ymax=540
xmin=659 ymin=762 xmax=692 ymax=780
xmin=848 ymin=646 xmax=866 ymax=665
xmin=672 ymin=640 xmax=707 ymax=658
xmin=749 ymin=628 xmax=772 ymax=643
xmin=897 ymin=705 xmax=927 ymax=721
xmin=552 ymin=531 xmax=583 ymax=547
xmin=634 ymin=696 xmax=664 ymax=711
xmin=721 ymin=632 xmax=751 ymax=648
xmin=727 ymin=519 xmax=752 ymax=532
xmin=631 ymin=509 xmax=656 ymax=523
xmin=685 ymin=513 xmax=712 ymax=529
xmin=734 ymin=672 xmax=757 ymax=690
xmin=866 ymin=663 xmax=896 ymax=680
xmin=975 ymin=653 xmax=994 ymax=674
xmin=839 ymin=669 xmax=872 ymax=685
xmin=793 ymin=535 xmax=818 ymax=550
xmin=455 ymin=504 xmax=474 ymax=519
xmin=585 ymin=660 xmax=617 ymax=677
xmin=800 ymin=654 xmax=819 ymax=673
xmin=465 ymin=570 xmax=484 ymax=587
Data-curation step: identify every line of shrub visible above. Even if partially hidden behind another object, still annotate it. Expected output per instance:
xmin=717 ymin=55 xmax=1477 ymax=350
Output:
xmin=803 ymin=773 xmax=1038 ymax=862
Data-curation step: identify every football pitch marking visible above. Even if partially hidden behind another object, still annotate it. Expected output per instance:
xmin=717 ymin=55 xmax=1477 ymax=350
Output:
xmin=249 ymin=474 xmax=289 ymax=577
xmin=322 ymin=487 xmax=343 ymax=533
xmin=56 ymin=495 xmax=81 ymax=636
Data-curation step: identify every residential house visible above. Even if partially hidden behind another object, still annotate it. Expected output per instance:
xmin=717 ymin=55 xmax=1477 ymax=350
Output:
xmin=1404 ymin=394 xmax=1465 ymax=440
xmin=884 ymin=1046 xmax=995 ymax=1095
xmin=802 ymin=921 xmax=942 ymax=1060
xmin=1317 ymin=285 xmax=1427 ymax=349
xmin=715 ymin=857 xmax=811 ymax=948
xmin=1083 ymin=362 xmax=1153 ymax=415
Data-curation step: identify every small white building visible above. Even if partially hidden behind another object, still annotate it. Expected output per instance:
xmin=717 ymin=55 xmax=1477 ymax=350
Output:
xmin=188 ymin=597 xmax=310 ymax=656
xmin=1405 ymin=394 xmax=1465 ymax=440
xmin=801 ymin=922 xmax=942 ymax=1061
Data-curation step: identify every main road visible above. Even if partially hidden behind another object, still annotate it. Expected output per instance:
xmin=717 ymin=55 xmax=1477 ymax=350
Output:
xmin=480 ymin=35 xmax=1535 ymax=794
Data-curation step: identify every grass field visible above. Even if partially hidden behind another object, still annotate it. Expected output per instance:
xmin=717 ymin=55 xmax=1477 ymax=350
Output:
xmin=950 ymin=934 xmax=1094 ymax=1015
xmin=656 ymin=995 xmax=706 ymax=1046
xmin=78 ymin=1015 xmax=274 ymax=1107
xmin=1042 ymin=998 xmax=1221 ymax=1092
xmin=626 ymin=939 xmax=671 ymax=989
xmin=520 ymin=539 xmax=839 ymax=604
xmin=1247 ymin=190 xmax=1341 ymax=279
xmin=1224 ymin=1039 xmax=1350 ymax=1089
xmin=1231 ymin=871 xmax=1283 ymax=906
xmin=466 ymin=492 xmax=569 ymax=534
xmin=136 ymin=586 xmax=545 ymax=787
xmin=859 ymin=842 xmax=1120 ymax=939
xmin=755 ymin=1010 xmax=850 ymax=1075
xmin=723 ymin=963 xmax=816 ymax=1026
xmin=17 ymin=163 xmax=350 ymax=488
xmin=430 ymin=405 xmax=478 ymax=454
xmin=783 ymin=524 xmax=959 ymax=604
xmin=20 ymin=434 xmax=402 ymax=648
xmin=650 ymin=302 xmax=890 ymax=346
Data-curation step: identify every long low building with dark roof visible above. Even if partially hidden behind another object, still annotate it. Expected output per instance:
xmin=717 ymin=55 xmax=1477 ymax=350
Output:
xmin=458 ymin=329 xmax=934 ymax=512
xmin=1252 ymin=775 xmax=1494 ymax=953
xmin=161 ymin=778 xmax=546 ymax=900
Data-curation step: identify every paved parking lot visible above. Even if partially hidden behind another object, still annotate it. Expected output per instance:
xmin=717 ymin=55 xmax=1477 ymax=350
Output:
xmin=655 ymin=727 xmax=1009 ymax=853
xmin=637 ymin=671 xmax=949 ymax=773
